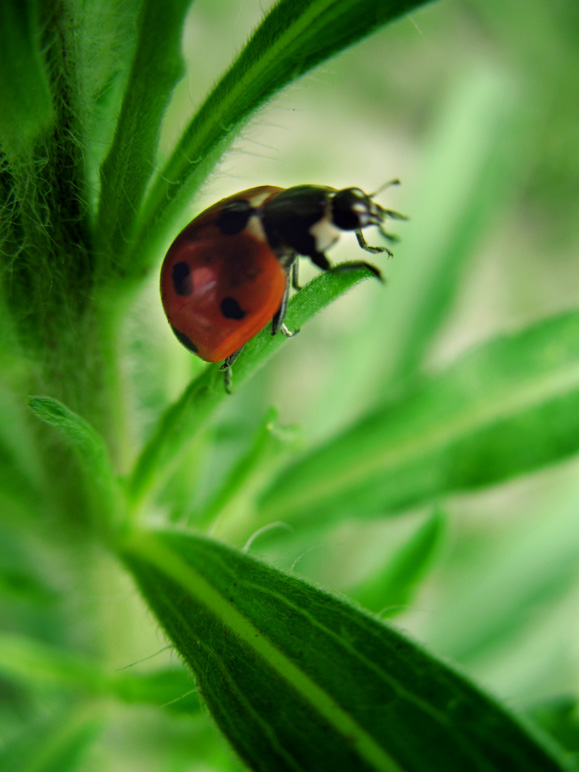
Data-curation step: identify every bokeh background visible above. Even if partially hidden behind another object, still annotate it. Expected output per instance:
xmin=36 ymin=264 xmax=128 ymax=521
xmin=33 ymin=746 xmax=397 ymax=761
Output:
xmin=3 ymin=0 xmax=579 ymax=769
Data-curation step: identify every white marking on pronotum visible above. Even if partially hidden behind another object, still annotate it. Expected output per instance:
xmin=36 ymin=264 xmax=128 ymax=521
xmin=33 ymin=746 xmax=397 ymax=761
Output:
xmin=309 ymin=217 xmax=341 ymax=253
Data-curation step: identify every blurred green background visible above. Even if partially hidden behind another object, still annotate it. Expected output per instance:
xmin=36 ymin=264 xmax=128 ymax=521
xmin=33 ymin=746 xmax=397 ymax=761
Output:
xmin=2 ymin=0 xmax=579 ymax=769
xmin=142 ymin=0 xmax=579 ymax=703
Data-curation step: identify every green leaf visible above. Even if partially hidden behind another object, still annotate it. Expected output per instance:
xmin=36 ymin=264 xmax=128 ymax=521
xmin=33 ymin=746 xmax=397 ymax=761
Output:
xmin=0 ymin=0 xmax=54 ymax=160
xmin=71 ymin=0 xmax=143 ymax=145
xmin=0 ymin=632 xmax=200 ymax=714
xmin=0 ymin=566 xmax=55 ymax=606
xmin=426 ymin=484 xmax=579 ymax=665
xmin=110 ymin=666 xmax=201 ymax=714
xmin=526 ymin=698 xmax=579 ymax=760
xmin=377 ymin=67 xmax=520 ymax=384
xmin=128 ymin=265 xmax=378 ymax=506
xmin=28 ymin=396 xmax=121 ymax=533
xmin=127 ymin=0 xmax=433 ymax=279
xmin=123 ymin=528 xmax=570 ymax=772
xmin=1 ymin=5 xmax=95 ymax=346
xmin=259 ymin=309 xmax=579 ymax=523
xmin=96 ymin=0 xmax=193 ymax=267
xmin=0 ymin=388 xmax=43 ymax=512
xmin=28 ymin=396 xmax=113 ymax=484
xmin=349 ymin=509 xmax=447 ymax=614
xmin=0 ymin=707 xmax=102 ymax=772
xmin=196 ymin=407 xmax=298 ymax=529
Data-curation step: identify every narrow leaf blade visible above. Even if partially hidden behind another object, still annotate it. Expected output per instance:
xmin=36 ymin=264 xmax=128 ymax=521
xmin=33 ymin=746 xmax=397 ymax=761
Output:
xmin=0 ymin=1 xmax=54 ymax=159
xmin=28 ymin=396 xmax=113 ymax=485
xmin=526 ymin=698 xmax=579 ymax=758
xmin=0 ymin=632 xmax=199 ymax=714
xmin=350 ymin=509 xmax=447 ymax=614
xmin=379 ymin=68 xmax=520 ymax=383
xmin=259 ymin=310 xmax=579 ymax=523
xmin=28 ymin=396 xmax=120 ymax=532
xmin=0 ymin=708 xmax=102 ymax=772
xmin=96 ymin=0 xmax=192 ymax=264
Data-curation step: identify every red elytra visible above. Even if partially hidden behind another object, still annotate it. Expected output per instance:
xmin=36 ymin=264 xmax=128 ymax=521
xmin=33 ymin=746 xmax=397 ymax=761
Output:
xmin=161 ymin=186 xmax=285 ymax=363
xmin=160 ymin=183 xmax=405 ymax=380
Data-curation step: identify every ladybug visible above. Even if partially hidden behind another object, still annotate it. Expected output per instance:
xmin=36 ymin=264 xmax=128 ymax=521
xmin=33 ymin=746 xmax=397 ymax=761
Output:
xmin=160 ymin=183 xmax=405 ymax=388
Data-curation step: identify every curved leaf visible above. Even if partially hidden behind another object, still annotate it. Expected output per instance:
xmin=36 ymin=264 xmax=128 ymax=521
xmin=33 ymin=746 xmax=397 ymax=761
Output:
xmin=28 ymin=396 xmax=121 ymax=533
xmin=123 ymin=528 xmax=570 ymax=772
xmin=349 ymin=509 xmax=447 ymax=614
xmin=96 ymin=0 xmax=193 ymax=265
xmin=28 ymin=397 xmax=114 ymax=486
xmin=259 ymin=309 xmax=579 ymax=523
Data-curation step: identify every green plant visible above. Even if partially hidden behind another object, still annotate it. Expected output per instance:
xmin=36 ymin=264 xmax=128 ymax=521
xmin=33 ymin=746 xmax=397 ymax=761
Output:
xmin=1 ymin=1 xmax=579 ymax=770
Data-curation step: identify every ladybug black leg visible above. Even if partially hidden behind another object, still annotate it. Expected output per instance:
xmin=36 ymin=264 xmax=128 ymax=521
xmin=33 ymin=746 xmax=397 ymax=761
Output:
xmin=291 ymin=260 xmax=301 ymax=290
xmin=355 ymin=229 xmax=393 ymax=258
xmin=377 ymin=226 xmax=400 ymax=244
xmin=221 ymin=348 xmax=244 ymax=369
xmin=272 ymin=281 xmax=290 ymax=335
xmin=220 ymin=347 xmax=244 ymax=393
xmin=308 ymin=251 xmax=332 ymax=272
xmin=381 ymin=208 xmax=409 ymax=221
xmin=332 ymin=260 xmax=384 ymax=282
xmin=222 ymin=367 xmax=233 ymax=394
xmin=272 ymin=282 xmax=299 ymax=338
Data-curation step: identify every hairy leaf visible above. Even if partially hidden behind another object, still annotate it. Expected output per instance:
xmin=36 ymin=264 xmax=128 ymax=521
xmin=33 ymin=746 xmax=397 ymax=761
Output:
xmin=96 ymin=0 xmax=193 ymax=267
xmin=123 ymin=528 xmax=570 ymax=772
xmin=28 ymin=396 xmax=121 ymax=533
xmin=0 ymin=0 xmax=54 ymax=160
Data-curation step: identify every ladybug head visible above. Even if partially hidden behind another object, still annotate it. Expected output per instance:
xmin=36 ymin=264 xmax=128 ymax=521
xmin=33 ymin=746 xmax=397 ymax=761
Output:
xmin=331 ymin=188 xmax=384 ymax=232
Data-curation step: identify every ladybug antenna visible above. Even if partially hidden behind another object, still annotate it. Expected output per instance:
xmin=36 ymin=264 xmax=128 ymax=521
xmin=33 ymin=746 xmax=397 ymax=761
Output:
xmin=369 ymin=179 xmax=409 ymax=223
xmin=369 ymin=178 xmax=401 ymax=198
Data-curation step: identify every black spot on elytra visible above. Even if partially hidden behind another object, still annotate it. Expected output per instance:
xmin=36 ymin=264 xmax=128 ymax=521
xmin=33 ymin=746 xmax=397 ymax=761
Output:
xmin=171 ymin=327 xmax=199 ymax=354
xmin=172 ymin=261 xmax=193 ymax=296
xmin=220 ymin=296 xmax=246 ymax=320
xmin=216 ymin=200 xmax=254 ymax=235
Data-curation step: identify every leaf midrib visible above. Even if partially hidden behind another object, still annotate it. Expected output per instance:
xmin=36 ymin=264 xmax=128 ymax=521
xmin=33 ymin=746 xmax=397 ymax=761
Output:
xmin=271 ymin=358 xmax=579 ymax=513
xmin=127 ymin=530 xmax=402 ymax=772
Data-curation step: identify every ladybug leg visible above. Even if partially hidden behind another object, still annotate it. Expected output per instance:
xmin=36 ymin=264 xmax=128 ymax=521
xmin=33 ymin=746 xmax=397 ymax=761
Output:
xmin=220 ymin=347 xmax=244 ymax=393
xmin=308 ymin=250 xmax=332 ymax=272
xmin=272 ymin=299 xmax=298 ymax=337
xmin=355 ymin=229 xmax=393 ymax=258
xmin=308 ymin=246 xmax=383 ymax=281
xmin=291 ymin=260 xmax=301 ymax=290
xmin=272 ymin=280 xmax=299 ymax=338
xmin=378 ymin=226 xmax=400 ymax=244
xmin=221 ymin=348 xmax=244 ymax=369
xmin=223 ymin=367 xmax=233 ymax=394
xmin=332 ymin=259 xmax=384 ymax=282
xmin=271 ymin=280 xmax=290 ymax=335
xmin=381 ymin=207 xmax=409 ymax=221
